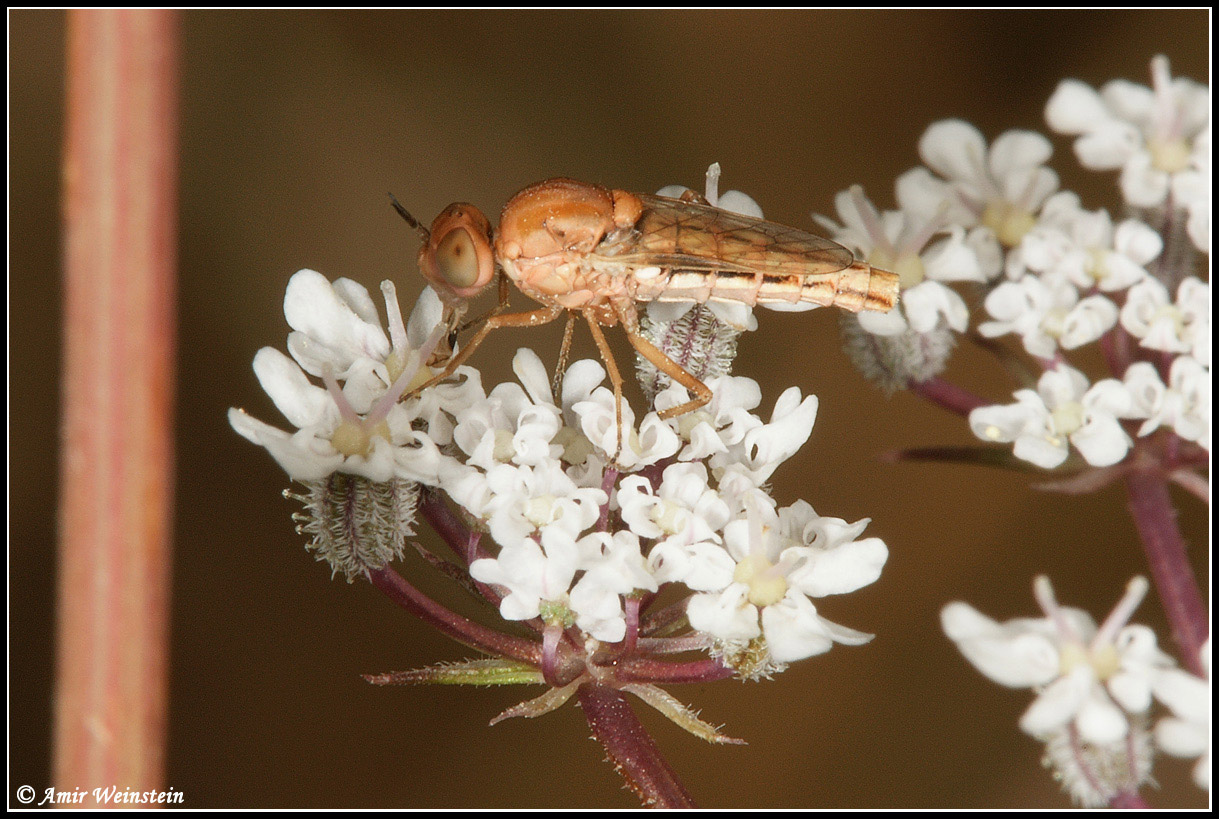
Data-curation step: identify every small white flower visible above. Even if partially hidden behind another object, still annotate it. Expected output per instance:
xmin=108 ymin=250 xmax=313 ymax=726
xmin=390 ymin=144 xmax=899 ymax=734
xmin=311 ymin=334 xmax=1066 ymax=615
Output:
xmin=943 ymin=576 xmax=1173 ymax=745
xmin=687 ymin=500 xmax=886 ymax=663
xmin=229 ymin=272 xmax=451 ymax=483
xmin=815 ymin=181 xmax=989 ymax=337
xmin=1046 ymin=55 xmax=1210 ymax=210
xmin=1153 ymin=640 xmax=1211 ymax=791
xmin=911 ymin=119 xmax=1059 ymax=248
xmin=469 ymin=525 xmax=582 ymax=622
xmin=706 ymin=386 xmax=819 ymax=485
xmin=1120 ymin=276 xmax=1210 ymax=365
xmin=969 ymin=364 xmax=1133 ymax=468
xmin=572 ymin=387 xmax=681 ymax=470
xmin=568 ymin=530 xmax=658 ymax=642
xmin=620 ymin=463 xmax=736 ymax=591
xmin=655 ymin=374 xmax=763 ymax=462
xmin=979 ymin=275 xmax=1118 ymax=358
xmin=1123 ymin=358 xmax=1211 ymax=449
xmin=1008 ymin=192 xmax=1162 ymax=292
xmin=453 ymin=349 xmax=563 ymax=470
xmin=480 ymin=459 xmax=606 ymax=548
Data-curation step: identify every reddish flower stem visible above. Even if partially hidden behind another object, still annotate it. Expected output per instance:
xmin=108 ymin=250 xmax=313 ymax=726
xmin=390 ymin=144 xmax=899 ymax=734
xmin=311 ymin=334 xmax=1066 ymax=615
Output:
xmin=55 ymin=10 xmax=178 ymax=803
xmin=908 ymin=376 xmax=990 ymax=417
xmin=1124 ymin=469 xmax=1208 ymax=675
xmin=368 ymin=566 xmax=541 ymax=666
xmin=418 ymin=487 xmax=474 ymax=564
xmin=578 ymin=683 xmax=697 ymax=808
xmin=1109 ymin=790 xmax=1150 ymax=808
xmin=616 ymin=656 xmax=735 ymax=684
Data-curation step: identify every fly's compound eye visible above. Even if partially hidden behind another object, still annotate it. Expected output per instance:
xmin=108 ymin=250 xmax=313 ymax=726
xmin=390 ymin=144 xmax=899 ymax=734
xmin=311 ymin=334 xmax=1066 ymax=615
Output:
xmin=421 ymin=203 xmax=495 ymax=299
xmin=435 ymin=226 xmax=480 ymax=288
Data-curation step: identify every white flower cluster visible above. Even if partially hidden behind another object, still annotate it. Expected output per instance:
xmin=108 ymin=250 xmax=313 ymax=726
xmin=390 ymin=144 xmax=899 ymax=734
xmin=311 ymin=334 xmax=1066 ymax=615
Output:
xmin=817 ymin=55 xmax=1210 ymax=470
xmin=1046 ymin=54 xmax=1210 ymax=252
xmin=943 ymin=577 xmax=1210 ymax=804
xmin=445 ymin=348 xmax=887 ymax=665
xmin=231 ymin=268 xmax=888 ymax=668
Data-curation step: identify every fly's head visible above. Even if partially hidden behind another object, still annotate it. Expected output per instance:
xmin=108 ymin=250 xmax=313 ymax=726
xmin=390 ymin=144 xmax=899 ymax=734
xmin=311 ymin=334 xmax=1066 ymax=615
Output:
xmin=391 ymin=194 xmax=496 ymax=331
xmin=419 ymin=202 xmax=496 ymax=304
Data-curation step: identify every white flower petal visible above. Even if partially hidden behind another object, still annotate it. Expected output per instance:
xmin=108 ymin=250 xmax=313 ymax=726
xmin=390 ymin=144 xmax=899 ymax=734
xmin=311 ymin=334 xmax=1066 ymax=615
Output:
xmin=1020 ymin=669 xmax=1091 ymax=736
xmin=688 ymin=585 xmax=761 ymax=642
xmin=1076 ymin=692 xmax=1130 ymax=744
xmin=919 ymin=120 xmax=987 ymax=182
xmin=941 ymin=603 xmax=1061 ymax=687
xmin=903 ymin=281 xmax=970 ymax=333
xmin=760 ymin=594 xmax=835 ymax=662
xmin=1045 ymin=80 xmax=1111 ymax=134
xmin=252 ymin=347 xmax=336 ymax=430
xmin=795 ymin=537 xmax=888 ymax=597
xmin=989 ymin=130 xmax=1053 ymax=180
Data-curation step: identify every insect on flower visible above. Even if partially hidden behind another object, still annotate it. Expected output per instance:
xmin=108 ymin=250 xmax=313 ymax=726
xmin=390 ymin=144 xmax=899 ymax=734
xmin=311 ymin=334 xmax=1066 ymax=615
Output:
xmin=393 ymin=176 xmax=900 ymax=458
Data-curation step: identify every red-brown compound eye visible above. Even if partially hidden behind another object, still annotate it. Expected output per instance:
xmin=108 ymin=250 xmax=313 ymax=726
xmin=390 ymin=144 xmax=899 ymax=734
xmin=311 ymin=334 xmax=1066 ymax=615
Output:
xmin=419 ymin=203 xmax=495 ymax=299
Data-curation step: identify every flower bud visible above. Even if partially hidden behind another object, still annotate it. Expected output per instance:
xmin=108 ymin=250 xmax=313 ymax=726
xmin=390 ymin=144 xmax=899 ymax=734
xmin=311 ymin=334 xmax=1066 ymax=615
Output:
xmin=285 ymin=474 xmax=419 ymax=582
xmin=1041 ymin=718 xmax=1154 ymax=807
xmin=636 ymin=304 xmax=742 ymax=403
xmin=839 ymin=312 xmax=956 ymax=395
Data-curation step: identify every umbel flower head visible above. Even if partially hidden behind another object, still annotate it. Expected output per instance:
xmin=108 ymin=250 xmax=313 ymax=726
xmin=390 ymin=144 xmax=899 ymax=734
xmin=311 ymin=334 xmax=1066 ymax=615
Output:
xmin=942 ymin=576 xmax=1175 ymax=806
xmin=229 ymin=270 xmax=480 ymax=579
xmin=231 ymin=230 xmax=891 ymax=749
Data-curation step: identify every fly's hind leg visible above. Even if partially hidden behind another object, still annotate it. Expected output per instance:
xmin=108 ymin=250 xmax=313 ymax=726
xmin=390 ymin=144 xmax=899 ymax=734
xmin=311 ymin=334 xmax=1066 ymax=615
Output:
xmin=615 ymin=301 xmax=713 ymax=420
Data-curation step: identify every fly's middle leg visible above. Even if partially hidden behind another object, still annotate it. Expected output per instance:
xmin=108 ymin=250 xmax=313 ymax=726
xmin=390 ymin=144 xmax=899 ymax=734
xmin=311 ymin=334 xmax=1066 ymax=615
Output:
xmin=552 ymin=313 xmax=578 ymax=400
xmin=614 ymin=301 xmax=713 ymax=420
xmin=583 ymin=309 xmax=625 ymax=465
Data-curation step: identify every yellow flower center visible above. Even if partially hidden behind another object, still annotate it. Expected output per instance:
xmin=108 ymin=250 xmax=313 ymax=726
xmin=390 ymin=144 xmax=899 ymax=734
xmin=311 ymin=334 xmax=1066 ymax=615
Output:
xmin=1059 ymin=641 xmax=1121 ymax=681
xmin=553 ymin=426 xmax=594 ymax=465
xmin=983 ymin=201 xmax=1037 ymax=248
xmin=1150 ymin=304 xmax=1186 ymax=336
xmin=1050 ymin=401 xmax=1085 ymax=437
xmin=524 ymin=495 xmax=559 ymax=528
xmin=331 ymin=418 xmax=391 ymax=457
xmin=649 ymin=499 xmax=685 ymax=536
xmin=492 ymin=429 xmax=516 ymax=463
xmin=1148 ymin=137 xmax=1191 ymax=174
xmin=733 ymin=553 xmax=788 ymax=607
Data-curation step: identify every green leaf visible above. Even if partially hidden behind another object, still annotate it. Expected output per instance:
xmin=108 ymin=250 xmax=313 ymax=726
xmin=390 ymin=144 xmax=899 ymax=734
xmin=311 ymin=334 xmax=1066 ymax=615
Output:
xmin=364 ymin=658 xmax=544 ymax=687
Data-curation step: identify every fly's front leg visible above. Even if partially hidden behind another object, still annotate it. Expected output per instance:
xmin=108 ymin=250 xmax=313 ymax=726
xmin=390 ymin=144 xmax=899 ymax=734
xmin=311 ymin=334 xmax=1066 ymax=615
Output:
xmin=582 ymin=310 xmax=625 ymax=465
xmin=430 ymin=275 xmax=508 ymax=368
xmin=552 ymin=313 xmax=578 ymax=400
xmin=615 ymin=300 xmax=713 ymax=420
xmin=407 ymin=302 xmax=565 ymax=399
xmin=453 ymin=272 xmax=512 ymax=335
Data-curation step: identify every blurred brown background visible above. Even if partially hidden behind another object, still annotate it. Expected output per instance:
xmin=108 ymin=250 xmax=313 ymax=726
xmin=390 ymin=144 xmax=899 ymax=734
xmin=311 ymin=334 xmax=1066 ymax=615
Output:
xmin=11 ymin=10 xmax=1209 ymax=809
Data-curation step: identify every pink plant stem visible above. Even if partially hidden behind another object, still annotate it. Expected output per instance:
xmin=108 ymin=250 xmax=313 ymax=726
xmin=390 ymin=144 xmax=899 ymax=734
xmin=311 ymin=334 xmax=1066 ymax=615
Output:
xmin=368 ymin=566 xmax=541 ymax=666
xmin=616 ymin=656 xmax=735 ymax=684
xmin=1124 ymin=469 xmax=1208 ymax=676
xmin=909 ymin=376 xmax=990 ymax=417
xmin=578 ymin=683 xmax=697 ymax=808
xmin=418 ymin=487 xmax=473 ymax=563
xmin=1109 ymin=791 xmax=1150 ymax=809
xmin=55 ymin=10 xmax=179 ymax=802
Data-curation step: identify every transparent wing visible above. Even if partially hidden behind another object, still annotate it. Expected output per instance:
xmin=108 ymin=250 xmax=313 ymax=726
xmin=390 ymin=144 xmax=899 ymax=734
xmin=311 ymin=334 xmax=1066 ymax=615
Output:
xmin=597 ymin=192 xmax=855 ymax=277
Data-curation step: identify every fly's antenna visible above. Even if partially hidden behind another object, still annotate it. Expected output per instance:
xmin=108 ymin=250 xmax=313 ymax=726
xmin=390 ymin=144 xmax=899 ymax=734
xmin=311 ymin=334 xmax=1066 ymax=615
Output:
xmin=388 ymin=192 xmax=430 ymax=242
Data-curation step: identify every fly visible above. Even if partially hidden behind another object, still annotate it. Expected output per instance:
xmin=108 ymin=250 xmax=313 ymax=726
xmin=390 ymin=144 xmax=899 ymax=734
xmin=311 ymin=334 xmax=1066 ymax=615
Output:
xmin=392 ymin=174 xmax=900 ymax=460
